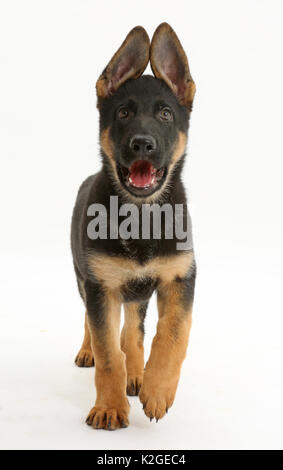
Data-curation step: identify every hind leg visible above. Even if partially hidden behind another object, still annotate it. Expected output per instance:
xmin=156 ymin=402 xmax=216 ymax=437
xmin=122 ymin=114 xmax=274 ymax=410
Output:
xmin=75 ymin=312 xmax=95 ymax=367
xmin=121 ymin=302 xmax=147 ymax=396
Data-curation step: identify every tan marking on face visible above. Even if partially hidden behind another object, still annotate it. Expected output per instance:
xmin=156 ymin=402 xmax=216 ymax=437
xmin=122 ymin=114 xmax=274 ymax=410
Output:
xmin=99 ymin=130 xmax=187 ymax=205
xmin=100 ymin=128 xmax=122 ymax=188
xmin=170 ymin=131 xmax=187 ymax=167
xmin=137 ymin=131 xmax=187 ymax=204
xmin=100 ymin=128 xmax=115 ymax=165
xmin=140 ymin=130 xmax=187 ymax=204
xmin=87 ymin=251 xmax=193 ymax=290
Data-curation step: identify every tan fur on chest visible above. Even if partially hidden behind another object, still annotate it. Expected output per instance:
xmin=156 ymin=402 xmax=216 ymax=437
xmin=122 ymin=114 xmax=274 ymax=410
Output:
xmin=87 ymin=251 xmax=194 ymax=290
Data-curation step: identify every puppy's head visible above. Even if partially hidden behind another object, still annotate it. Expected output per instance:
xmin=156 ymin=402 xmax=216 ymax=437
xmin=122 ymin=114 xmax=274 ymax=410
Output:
xmin=97 ymin=23 xmax=196 ymax=198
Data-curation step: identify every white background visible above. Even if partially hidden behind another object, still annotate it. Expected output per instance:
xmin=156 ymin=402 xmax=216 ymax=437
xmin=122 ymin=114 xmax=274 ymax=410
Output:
xmin=0 ymin=0 xmax=283 ymax=450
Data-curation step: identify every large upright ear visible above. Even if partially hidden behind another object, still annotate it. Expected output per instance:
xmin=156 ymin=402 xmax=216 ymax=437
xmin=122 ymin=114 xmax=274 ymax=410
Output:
xmin=150 ymin=23 xmax=196 ymax=109
xmin=96 ymin=26 xmax=150 ymax=106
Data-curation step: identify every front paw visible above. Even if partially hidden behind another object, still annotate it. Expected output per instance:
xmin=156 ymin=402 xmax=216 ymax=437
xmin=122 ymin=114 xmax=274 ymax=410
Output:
xmin=126 ymin=374 xmax=143 ymax=396
xmin=75 ymin=348 xmax=94 ymax=367
xmin=139 ymin=372 xmax=178 ymax=421
xmin=86 ymin=403 xmax=129 ymax=430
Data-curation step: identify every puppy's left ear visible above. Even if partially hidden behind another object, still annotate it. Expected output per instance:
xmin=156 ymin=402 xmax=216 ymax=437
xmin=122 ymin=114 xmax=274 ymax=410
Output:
xmin=96 ymin=26 xmax=150 ymax=107
xmin=150 ymin=23 xmax=196 ymax=109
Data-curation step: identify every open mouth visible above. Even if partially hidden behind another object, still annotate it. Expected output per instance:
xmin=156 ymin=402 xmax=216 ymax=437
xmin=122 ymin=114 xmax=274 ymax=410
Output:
xmin=118 ymin=160 xmax=167 ymax=196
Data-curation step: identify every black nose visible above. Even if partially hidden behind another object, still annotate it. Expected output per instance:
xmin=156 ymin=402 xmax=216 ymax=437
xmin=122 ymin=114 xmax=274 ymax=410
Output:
xmin=129 ymin=135 xmax=157 ymax=156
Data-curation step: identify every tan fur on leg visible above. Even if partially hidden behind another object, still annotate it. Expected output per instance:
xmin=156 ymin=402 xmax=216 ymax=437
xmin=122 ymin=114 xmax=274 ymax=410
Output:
xmin=86 ymin=291 xmax=130 ymax=430
xmin=121 ymin=302 xmax=145 ymax=396
xmin=75 ymin=312 xmax=94 ymax=367
xmin=139 ymin=280 xmax=193 ymax=420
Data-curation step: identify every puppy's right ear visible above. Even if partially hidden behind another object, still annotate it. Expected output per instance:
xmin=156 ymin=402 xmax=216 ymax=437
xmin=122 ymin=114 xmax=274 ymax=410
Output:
xmin=96 ymin=26 xmax=150 ymax=107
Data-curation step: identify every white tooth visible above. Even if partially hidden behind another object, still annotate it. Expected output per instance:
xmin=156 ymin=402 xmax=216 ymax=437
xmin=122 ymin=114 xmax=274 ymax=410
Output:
xmin=129 ymin=177 xmax=133 ymax=184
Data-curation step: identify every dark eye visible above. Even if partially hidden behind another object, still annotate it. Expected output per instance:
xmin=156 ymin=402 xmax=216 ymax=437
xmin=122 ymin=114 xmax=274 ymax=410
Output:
xmin=158 ymin=107 xmax=173 ymax=122
xmin=117 ymin=107 xmax=130 ymax=120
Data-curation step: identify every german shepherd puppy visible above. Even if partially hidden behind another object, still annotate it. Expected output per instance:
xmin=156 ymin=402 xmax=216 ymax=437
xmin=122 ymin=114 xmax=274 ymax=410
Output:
xmin=71 ymin=23 xmax=196 ymax=430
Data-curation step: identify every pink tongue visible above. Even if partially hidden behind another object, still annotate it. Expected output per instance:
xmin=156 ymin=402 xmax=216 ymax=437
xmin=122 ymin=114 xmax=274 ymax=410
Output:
xmin=129 ymin=161 xmax=156 ymax=188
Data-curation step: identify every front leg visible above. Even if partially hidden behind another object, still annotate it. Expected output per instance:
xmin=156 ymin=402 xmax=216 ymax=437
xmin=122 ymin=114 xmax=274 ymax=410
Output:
xmin=84 ymin=279 xmax=129 ymax=430
xmin=75 ymin=312 xmax=95 ymax=367
xmin=121 ymin=301 xmax=148 ymax=396
xmin=139 ymin=265 xmax=196 ymax=421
